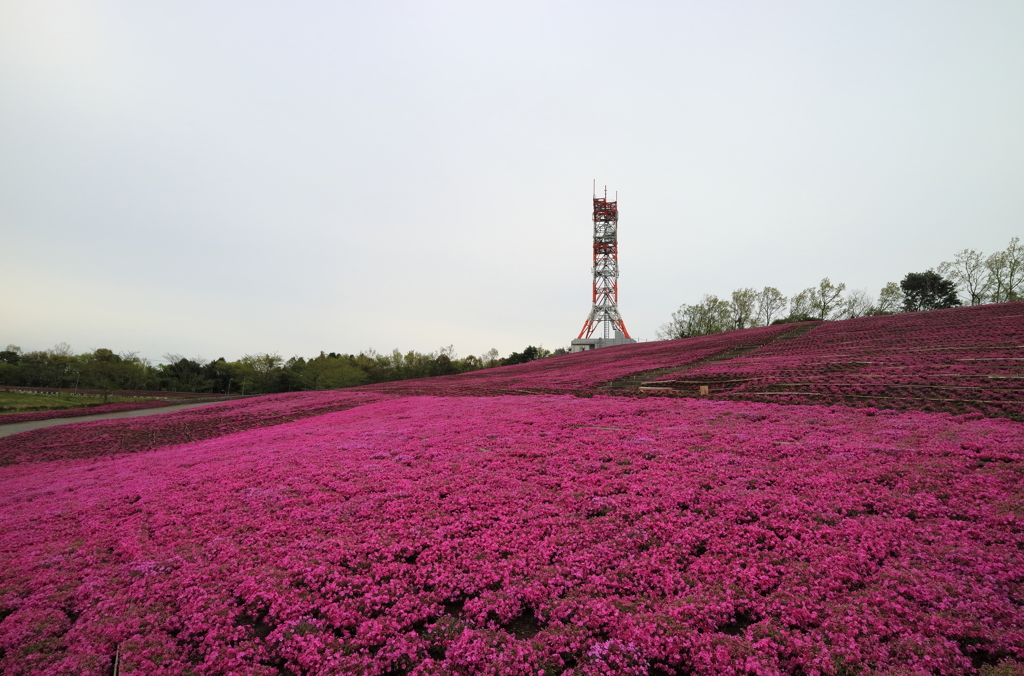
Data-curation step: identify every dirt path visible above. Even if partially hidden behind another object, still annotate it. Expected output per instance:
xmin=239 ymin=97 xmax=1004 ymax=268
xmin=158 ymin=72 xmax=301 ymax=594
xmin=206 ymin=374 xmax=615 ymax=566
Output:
xmin=0 ymin=401 xmax=225 ymax=439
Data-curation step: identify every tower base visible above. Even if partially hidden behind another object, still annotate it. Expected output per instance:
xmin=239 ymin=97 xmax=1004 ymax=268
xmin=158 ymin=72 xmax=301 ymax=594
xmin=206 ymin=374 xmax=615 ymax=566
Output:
xmin=570 ymin=332 xmax=637 ymax=352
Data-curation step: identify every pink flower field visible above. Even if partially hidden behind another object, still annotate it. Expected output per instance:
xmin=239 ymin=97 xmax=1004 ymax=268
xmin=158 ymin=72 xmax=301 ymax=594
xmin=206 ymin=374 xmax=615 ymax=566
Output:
xmin=2 ymin=395 xmax=1023 ymax=675
xmin=3 ymin=306 xmax=1024 ymax=674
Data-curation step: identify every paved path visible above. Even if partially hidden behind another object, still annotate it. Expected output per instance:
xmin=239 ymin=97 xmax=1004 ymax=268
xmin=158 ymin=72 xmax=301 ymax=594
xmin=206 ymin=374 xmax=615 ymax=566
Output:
xmin=0 ymin=402 xmax=224 ymax=439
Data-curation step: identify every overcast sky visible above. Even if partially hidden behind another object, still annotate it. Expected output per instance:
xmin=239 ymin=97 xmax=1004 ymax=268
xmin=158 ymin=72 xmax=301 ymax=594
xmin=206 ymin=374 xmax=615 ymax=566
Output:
xmin=2 ymin=1 xmax=1022 ymax=362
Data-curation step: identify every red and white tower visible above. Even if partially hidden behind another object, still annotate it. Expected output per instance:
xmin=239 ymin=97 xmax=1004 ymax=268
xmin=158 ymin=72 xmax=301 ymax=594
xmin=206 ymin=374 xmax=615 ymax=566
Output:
xmin=571 ymin=186 xmax=636 ymax=352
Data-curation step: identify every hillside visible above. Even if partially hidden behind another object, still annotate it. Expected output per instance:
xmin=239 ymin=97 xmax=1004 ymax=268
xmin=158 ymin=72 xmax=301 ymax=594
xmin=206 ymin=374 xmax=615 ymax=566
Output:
xmin=1 ymin=305 xmax=1023 ymax=675
xmin=648 ymin=302 xmax=1024 ymax=419
xmin=360 ymin=322 xmax=804 ymax=396
xmin=362 ymin=303 xmax=1024 ymax=419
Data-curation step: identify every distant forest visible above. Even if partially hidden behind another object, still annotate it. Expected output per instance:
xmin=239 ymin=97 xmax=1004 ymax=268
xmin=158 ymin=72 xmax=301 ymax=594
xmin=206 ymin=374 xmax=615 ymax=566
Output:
xmin=658 ymin=237 xmax=1022 ymax=339
xmin=0 ymin=345 xmax=556 ymax=396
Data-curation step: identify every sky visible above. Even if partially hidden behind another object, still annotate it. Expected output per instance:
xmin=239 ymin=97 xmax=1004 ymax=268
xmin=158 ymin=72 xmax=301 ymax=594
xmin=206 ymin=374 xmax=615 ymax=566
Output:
xmin=2 ymin=1 xmax=1022 ymax=363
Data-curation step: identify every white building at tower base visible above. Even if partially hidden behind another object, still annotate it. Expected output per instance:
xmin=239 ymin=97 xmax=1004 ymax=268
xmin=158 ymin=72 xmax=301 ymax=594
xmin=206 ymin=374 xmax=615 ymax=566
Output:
xmin=570 ymin=331 xmax=637 ymax=352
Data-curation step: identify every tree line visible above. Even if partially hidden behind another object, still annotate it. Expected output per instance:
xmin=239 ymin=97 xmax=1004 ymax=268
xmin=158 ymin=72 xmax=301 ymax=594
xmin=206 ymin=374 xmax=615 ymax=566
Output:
xmin=657 ymin=237 xmax=1022 ymax=339
xmin=0 ymin=344 xmax=556 ymax=395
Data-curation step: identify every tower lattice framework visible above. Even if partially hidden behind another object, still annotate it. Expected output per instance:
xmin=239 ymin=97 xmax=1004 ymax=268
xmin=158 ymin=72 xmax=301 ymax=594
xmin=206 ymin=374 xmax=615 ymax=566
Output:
xmin=578 ymin=187 xmax=632 ymax=340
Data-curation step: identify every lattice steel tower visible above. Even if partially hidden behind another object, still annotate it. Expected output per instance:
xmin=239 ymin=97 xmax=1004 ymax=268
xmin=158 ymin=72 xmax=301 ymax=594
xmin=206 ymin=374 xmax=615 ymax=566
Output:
xmin=577 ymin=186 xmax=632 ymax=342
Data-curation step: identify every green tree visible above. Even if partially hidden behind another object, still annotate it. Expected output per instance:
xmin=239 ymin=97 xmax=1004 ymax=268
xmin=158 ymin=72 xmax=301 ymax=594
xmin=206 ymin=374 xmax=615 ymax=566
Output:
xmin=809 ymin=277 xmax=847 ymax=320
xmin=116 ymin=351 xmax=152 ymax=391
xmin=0 ymin=346 xmax=23 ymax=386
xmin=841 ymin=289 xmax=874 ymax=319
xmin=900 ymin=271 xmax=961 ymax=312
xmin=502 ymin=345 xmax=550 ymax=366
xmin=317 ymin=355 xmax=368 ymax=388
xmin=657 ymin=295 xmax=733 ymax=338
xmin=0 ymin=345 xmax=22 ymax=365
xmin=46 ymin=344 xmax=79 ymax=388
xmin=298 ymin=352 xmax=368 ymax=389
xmin=161 ymin=354 xmax=211 ymax=392
xmin=430 ymin=345 xmax=459 ymax=376
xmin=84 ymin=349 xmax=125 ymax=399
xmin=876 ymin=282 xmax=904 ymax=314
xmin=755 ymin=287 xmax=787 ymax=326
xmin=939 ymin=248 xmax=991 ymax=305
xmin=202 ymin=358 xmax=236 ymax=393
xmin=730 ymin=288 xmax=759 ymax=329
xmin=240 ymin=353 xmax=284 ymax=393
xmin=788 ymin=289 xmax=815 ymax=320
xmin=985 ymin=237 xmax=1024 ymax=303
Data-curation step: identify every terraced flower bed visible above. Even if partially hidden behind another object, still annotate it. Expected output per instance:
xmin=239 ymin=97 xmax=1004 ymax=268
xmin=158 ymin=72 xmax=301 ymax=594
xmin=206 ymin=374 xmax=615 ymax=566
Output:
xmin=648 ymin=304 xmax=1024 ymax=419
xmin=2 ymin=396 xmax=1021 ymax=675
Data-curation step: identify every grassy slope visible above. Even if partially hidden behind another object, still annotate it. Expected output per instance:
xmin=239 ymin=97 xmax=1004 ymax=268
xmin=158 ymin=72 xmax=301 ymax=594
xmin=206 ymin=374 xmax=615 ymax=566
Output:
xmin=0 ymin=390 xmax=154 ymax=414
